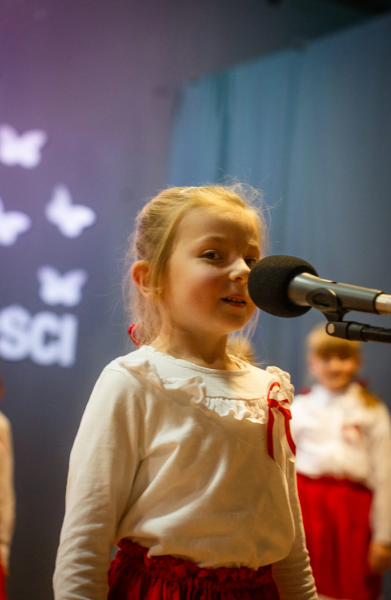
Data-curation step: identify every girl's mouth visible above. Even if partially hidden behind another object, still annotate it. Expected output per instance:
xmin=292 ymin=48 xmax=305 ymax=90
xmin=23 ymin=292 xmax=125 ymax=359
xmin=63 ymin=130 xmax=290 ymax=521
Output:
xmin=222 ymin=296 xmax=247 ymax=307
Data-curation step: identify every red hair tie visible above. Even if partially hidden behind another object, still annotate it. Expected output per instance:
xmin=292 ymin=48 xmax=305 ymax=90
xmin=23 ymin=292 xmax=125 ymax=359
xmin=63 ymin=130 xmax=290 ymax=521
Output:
xmin=128 ymin=323 xmax=141 ymax=348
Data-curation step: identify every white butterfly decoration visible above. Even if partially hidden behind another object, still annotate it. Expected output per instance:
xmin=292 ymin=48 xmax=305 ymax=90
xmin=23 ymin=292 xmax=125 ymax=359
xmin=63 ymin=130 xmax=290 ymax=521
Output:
xmin=37 ymin=266 xmax=88 ymax=307
xmin=0 ymin=124 xmax=48 ymax=169
xmin=45 ymin=184 xmax=97 ymax=238
xmin=0 ymin=198 xmax=32 ymax=246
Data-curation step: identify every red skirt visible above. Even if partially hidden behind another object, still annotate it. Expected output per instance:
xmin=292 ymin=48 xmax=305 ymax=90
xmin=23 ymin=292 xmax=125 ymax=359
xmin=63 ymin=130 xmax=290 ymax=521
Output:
xmin=108 ymin=539 xmax=280 ymax=600
xmin=297 ymin=473 xmax=381 ymax=600
xmin=0 ymin=563 xmax=6 ymax=600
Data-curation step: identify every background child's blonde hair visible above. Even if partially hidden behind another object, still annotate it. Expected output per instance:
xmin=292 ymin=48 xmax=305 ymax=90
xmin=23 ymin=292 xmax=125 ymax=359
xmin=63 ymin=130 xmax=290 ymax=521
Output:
xmin=307 ymin=323 xmax=362 ymax=360
xmin=125 ymin=183 xmax=266 ymax=348
xmin=307 ymin=323 xmax=379 ymax=407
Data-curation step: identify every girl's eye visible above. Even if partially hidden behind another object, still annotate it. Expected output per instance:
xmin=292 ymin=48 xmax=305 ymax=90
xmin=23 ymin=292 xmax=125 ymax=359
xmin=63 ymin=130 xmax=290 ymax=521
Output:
xmin=202 ymin=251 xmax=222 ymax=260
xmin=245 ymin=257 xmax=258 ymax=268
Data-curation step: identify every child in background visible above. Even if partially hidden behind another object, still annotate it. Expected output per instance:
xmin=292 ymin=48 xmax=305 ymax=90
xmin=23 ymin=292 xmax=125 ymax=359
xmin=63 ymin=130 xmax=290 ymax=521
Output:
xmin=0 ymin=376 xmax=15 ymax=600
xmin=53 ymin=185 xmax=317 ymax=600
xmin=291 ymin=324 xmax=391 ymax=600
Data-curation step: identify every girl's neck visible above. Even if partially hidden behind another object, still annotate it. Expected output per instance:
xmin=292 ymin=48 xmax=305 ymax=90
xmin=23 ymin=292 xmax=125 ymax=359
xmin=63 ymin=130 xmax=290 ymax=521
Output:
xmin=150 ymin=333 xmax=241 ymax=371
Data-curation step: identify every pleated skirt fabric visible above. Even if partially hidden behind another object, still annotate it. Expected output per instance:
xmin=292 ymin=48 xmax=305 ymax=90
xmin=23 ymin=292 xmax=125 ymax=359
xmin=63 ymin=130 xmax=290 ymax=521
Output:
xmin=108 ymin=539 xmax=280 ymax=600
xmin=0 ymin=563 xmax=6 ymax=600
xmin=297 ymin=473 xmax=381 ymax=600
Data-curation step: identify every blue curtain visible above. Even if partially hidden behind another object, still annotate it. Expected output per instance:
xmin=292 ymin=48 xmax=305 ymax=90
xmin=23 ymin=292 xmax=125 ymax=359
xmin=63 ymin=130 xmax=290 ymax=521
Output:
xmin=168 ymin=14 xmax=391 ymax=401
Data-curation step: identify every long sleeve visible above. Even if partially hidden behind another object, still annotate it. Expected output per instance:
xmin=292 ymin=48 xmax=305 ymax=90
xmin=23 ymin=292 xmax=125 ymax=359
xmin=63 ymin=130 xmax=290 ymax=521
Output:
xmin=0 ymin=413 xmax=15 ymax=571
xmin=272 ymin=461 xmax=318 ymax=600
xmin=367 ymin=403 xmax=391 ymax=544
xmin=53 ymin=367 xmax=143 ymax=600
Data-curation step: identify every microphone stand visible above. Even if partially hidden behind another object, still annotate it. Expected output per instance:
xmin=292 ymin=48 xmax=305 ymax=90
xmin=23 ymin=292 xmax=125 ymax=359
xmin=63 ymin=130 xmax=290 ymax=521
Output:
xmin=305 ymin=288 xmax=391 ymax=344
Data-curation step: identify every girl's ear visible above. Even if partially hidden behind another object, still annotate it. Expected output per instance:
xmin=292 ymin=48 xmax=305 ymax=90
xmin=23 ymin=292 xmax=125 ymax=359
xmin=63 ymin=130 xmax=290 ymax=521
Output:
xmin=132 ymin=261 xmax=153 ymax=297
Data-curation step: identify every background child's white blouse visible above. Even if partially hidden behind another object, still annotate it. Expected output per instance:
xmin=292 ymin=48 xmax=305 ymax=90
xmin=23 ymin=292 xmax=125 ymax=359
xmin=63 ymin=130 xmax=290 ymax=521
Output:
xmin=291 ymin=383 xmax=391 ymax=545
xmin=53 ymin=346 xmax=317 ymax=600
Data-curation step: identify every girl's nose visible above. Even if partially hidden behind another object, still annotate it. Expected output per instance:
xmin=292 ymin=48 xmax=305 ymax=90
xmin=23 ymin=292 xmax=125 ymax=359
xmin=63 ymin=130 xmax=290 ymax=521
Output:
xmin=329 ymin=357 xmax=342 ymax=370
xmin=229 ymin=258 xmax=250 ymax=281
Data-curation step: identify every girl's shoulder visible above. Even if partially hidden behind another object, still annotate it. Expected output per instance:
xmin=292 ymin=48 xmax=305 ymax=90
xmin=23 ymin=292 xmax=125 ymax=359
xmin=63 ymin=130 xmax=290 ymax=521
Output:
xmin=103 ymin=346 xmax=211 ymax=399
xmin=86 ymin=347 xmax=163 ymax=408
xmin=291 ymin=386 xmax=323 ymax=416
xmin=100 ymin=347 xmax=147 ymax=380
xmin=102 ymin=346 xmax=167 ymax=391
xmin=246 ymin=363 xmax=294 ymax=403
xmin=83 ymin=348 xmax=169 ymax=421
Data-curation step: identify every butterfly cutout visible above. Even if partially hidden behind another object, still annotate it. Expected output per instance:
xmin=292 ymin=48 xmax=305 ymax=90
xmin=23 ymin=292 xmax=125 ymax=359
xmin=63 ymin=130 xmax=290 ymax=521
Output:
xmin=0 ymin=198 xmax=31 ymax=246
xmin=45 ymin=184 xmax=97 ymax=238
xmin=37 ymin=266 xmax=88 ymax=307
xmin=0 ymin=124 xmax=48 ymax=169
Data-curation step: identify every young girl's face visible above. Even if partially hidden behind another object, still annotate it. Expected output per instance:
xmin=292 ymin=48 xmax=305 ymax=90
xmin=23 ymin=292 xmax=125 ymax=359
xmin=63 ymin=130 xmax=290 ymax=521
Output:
xmin=160 ymin=205 xmax=261 ymax=343
xmin=308 ymin=352 xmax=360 ymax=392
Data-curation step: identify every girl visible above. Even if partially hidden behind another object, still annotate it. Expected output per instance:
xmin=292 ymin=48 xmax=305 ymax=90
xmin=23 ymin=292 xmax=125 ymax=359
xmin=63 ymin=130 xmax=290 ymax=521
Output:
xmin=53 ymin=185 xmax=317 ymax=600
xmin=291 ymin=324 xmax=391 ymax=600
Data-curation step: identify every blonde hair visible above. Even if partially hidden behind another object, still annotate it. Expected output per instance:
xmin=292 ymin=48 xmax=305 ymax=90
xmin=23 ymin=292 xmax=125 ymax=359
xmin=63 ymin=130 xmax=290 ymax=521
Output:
xmin=125 ymin=183 xmax=266 ymax=347
xmin=307 ymin=323 xmax=362 ymax=360
xmin=227 ymin=335 xmax=258 ymax=366
xmin=307 ymin=323 xmax=379 ymax=407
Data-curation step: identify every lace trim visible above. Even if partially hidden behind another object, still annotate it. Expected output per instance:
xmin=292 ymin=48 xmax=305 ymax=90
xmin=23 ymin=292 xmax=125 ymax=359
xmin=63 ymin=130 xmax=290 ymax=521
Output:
xmin=119 ymin=357 xmax=292 ymax=426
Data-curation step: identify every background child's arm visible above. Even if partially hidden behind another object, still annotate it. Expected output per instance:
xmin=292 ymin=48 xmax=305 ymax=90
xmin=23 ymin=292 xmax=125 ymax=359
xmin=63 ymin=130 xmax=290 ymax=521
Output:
xmin=368 ymin=541 xmax=391 ymax=574
xmin=53 ymin=366 xmax=142 ymax=600
xmin=0 ymin=414 xmax=14 ymax=574
xmin=271 ymin=461 xmax=318 ymax=600
xmin=368 ymin=402 xmax=391 ymax=574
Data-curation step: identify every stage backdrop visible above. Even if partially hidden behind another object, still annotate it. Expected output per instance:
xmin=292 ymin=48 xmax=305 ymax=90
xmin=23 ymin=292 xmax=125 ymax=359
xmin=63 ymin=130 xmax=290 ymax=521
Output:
xmin=169 ymin=13 xmax=391 ymax=398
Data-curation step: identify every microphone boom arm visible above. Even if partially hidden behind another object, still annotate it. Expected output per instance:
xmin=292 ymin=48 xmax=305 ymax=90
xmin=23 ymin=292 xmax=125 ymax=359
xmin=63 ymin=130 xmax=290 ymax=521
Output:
xmin=292 ymin=276 xmax=391 ymax=344
xmin=325 ymin=320 xmax=391 ymax=344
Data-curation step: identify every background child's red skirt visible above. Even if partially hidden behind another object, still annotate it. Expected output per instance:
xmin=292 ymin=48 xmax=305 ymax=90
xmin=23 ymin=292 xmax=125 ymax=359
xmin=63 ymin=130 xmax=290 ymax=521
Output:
xmin=297 ymin=473 xmax=381 ymax=600
xmin=0 ymin=563 xmax=6 ymax=600
xmin=108 ymin=539 xmax=280 ymax=600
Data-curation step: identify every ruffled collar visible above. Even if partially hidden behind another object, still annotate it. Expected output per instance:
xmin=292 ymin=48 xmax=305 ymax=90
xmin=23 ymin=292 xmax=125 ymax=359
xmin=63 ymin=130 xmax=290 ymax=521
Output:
xmin=118 ymin=348 xmax=292 ymax=429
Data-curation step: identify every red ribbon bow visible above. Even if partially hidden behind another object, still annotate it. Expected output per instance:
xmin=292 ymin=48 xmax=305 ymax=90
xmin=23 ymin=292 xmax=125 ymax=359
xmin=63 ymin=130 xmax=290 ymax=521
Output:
xmin=128 ymin=323 xmax=141 ymax=348
xmin=266 ymin=381 xmax=296 ymax=461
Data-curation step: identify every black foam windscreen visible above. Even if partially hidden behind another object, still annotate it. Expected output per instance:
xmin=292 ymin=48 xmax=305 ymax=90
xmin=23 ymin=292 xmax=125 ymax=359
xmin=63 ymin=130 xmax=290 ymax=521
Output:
xmin=248 ymin=255 xmax=319 ymax=318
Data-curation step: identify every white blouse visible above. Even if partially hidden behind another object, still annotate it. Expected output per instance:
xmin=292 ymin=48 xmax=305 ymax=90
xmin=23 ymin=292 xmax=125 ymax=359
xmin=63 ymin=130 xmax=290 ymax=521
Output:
xmin=53 ymin=346 xmax=317 ymax=600
xmin=291 ymin=383 xmax=391 ymax=544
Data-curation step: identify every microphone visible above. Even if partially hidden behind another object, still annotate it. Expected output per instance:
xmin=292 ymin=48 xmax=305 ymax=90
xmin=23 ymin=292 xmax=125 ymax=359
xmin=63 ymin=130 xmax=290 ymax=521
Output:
xmin=248 ymin=255 xmax=391 ymax=318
